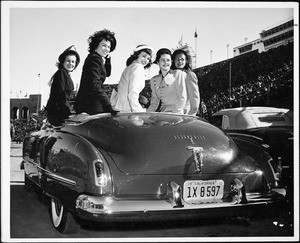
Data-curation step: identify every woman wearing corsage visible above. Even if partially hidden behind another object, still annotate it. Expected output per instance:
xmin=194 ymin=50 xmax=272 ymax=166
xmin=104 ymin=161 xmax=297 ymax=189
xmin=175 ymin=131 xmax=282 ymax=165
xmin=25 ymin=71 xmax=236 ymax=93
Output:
xmin=147 ymin=48 xmax=187 ymax=114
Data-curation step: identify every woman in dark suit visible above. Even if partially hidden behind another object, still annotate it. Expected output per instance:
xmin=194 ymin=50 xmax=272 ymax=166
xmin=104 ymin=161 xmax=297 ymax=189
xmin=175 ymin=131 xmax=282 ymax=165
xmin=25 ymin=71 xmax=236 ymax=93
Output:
xmin=74 ymin=29 xmax=118 ymax=115
xmin=45 ymin=45 xmax=80 ymax=126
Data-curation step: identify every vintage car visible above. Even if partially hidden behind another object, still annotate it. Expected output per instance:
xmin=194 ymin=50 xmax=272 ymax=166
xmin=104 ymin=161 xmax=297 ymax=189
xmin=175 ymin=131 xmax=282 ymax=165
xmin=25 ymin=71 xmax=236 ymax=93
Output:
xmin=22 ymin=112 xmax=287 ymax=233
xmin=211 ymin=106 xmax=293 ymax=186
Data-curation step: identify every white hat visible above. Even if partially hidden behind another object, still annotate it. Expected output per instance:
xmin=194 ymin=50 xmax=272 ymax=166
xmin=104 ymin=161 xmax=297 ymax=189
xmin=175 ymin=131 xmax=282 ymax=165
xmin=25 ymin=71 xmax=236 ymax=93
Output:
xmin=133 ymin=44 xmax=153 ymax=53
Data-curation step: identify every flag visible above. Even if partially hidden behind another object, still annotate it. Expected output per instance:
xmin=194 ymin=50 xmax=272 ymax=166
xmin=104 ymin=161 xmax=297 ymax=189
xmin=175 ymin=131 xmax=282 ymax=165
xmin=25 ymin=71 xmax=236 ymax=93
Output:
xmin=194 ymin=29 xmax=198 ymax=38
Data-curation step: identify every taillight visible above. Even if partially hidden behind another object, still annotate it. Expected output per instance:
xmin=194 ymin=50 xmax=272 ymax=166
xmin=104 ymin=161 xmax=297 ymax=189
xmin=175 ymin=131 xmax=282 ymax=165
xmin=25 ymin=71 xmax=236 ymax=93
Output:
xmin=94 ymin=160 xmax=107 ymax=187
xmin=93 ymin=158 xmax=112 ymax=194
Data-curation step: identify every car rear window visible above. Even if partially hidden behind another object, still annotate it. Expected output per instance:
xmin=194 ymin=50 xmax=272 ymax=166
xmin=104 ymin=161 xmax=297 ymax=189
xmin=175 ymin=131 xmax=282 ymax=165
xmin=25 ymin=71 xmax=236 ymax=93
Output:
xmin=258 ymin=116 xmax=287 ymax=122
xmin=252 ymin=112 xmax=292 ymax=127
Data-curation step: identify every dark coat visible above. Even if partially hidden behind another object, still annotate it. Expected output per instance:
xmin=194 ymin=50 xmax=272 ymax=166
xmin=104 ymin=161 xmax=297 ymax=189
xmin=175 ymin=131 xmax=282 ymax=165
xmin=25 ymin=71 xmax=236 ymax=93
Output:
xmin=45 ymin=68 xmax=74 ymax=125
xmin=74 ymin=52 xmax=112 ymax=115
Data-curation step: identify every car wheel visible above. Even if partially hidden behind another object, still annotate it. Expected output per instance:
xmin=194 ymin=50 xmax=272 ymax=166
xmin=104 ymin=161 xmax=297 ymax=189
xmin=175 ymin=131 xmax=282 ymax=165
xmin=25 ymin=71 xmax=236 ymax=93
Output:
xmin=51 ymin=197 xmax=80 ymax=234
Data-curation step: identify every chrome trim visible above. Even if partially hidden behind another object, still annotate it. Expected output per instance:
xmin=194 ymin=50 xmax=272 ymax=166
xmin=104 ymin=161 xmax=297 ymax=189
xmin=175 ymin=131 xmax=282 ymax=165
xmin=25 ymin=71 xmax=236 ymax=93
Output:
xmin=75 ymin=190 xmax=286 ymax=216
xmin=227 ymin=132 xmax=264 ymax=141
xmin=37 ymin=166 xmax=77 ymax=187
xmin=23 ymin=158 xmax=38 ymax=166
xmin=167 ymin=181 xmax=183 ymax=208
xmin=230 ymin=178 xmax=247 ymax=204
xmin=267 ymin=158 xmax=280 ymax=181
xmin=174 ymin=135 xmax=205 ymax=140
xmin=186 ymin=146 xmax=204 ymax=173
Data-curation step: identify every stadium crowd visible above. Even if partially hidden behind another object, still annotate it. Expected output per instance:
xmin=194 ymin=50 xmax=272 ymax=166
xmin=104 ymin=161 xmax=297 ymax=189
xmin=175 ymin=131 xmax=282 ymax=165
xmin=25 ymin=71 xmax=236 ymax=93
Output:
xmin=10 ymin=119 xmax=38 ymax=143
xmin=10 ymin=111 xmax=45 ymax=143
xmin=194 ymin=42 xmax=293 ymax=121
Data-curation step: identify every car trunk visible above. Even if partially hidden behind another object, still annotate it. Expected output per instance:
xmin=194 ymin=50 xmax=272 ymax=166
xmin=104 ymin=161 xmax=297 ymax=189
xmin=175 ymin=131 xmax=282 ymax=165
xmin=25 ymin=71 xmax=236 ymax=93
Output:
xmin=85 ymin=114 xmax=256 ymax=175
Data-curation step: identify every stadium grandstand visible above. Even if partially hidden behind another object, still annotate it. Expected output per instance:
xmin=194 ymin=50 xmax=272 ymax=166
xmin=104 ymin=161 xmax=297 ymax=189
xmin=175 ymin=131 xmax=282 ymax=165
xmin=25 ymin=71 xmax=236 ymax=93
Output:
xmin=233 ymin=16 xmax=294 ymax=57
xmin=194 ymin=42 xmax=293 ymax=121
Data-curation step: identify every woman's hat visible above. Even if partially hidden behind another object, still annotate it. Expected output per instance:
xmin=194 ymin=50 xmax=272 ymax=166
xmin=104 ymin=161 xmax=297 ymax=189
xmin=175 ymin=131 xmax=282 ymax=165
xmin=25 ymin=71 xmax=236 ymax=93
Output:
xmin=58 ymin=45 xmax=80 ymax=67
xmin=133 ymin=44 xmax=153 ymax=54
xmin=154 ymin=48 xmax=171 ymax=64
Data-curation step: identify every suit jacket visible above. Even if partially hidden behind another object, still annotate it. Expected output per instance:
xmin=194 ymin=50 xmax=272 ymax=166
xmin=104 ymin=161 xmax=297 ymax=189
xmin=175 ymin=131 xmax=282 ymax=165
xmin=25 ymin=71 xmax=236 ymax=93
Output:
xmin=74 ymin=52 xmax=111 ymax=115
xmin=45 ymin=68 xmax=74 ymax=119
xmin=111 ymin=62 xmax=146 ymax=112
xmin=184 ymin=70 xmax=200 ymax=115
xmin=147 ymin=69 xmax=187 ymax=114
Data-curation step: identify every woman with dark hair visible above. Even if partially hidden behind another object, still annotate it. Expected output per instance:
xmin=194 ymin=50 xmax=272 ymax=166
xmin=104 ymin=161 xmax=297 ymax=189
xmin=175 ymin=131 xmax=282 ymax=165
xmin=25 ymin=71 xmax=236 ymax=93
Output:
xmin=45 ymin=45 xmax=80 ymax=126
xmin=171 ymin=49 xmax=200 ymax=116
xmin=147 ymin=48 xmax=187 ymax=114
xmin=111 ymin=44 xmax=153 ymax=112
xmin=74 ymin=29 xmax=118 ymax=115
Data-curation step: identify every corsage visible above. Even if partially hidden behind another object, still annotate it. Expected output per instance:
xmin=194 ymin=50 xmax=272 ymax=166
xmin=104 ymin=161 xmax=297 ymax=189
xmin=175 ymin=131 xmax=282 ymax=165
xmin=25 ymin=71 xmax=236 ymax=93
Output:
xmin=163 ymin=72 xmax=175 ymax=85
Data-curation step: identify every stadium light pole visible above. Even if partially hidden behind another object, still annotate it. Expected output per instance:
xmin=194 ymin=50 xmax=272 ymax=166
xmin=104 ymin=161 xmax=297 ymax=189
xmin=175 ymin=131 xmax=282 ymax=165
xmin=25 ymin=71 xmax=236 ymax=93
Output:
xmin=37 ymin=73 xmax=40 ymax=113
xmin=19 ymin=91 xmax=21 ymax=119
xmin=194 ymin=28 xmax=198 ymax=68
xmin=229 ymin=63 xmax=232 ymax=108
xmin=210 ymin=50 xmax=213 ymax=64
xmin=226 ymin=44 xmax=229 ymax=59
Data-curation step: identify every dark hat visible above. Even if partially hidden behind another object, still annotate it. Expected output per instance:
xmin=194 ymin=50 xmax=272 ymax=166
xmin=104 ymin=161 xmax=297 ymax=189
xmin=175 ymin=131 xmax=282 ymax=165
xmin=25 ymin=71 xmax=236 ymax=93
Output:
xmin=58 ymin=45 xmax=80 ymax=67
xmin=154 ymin=48 xmax=172 ymax=64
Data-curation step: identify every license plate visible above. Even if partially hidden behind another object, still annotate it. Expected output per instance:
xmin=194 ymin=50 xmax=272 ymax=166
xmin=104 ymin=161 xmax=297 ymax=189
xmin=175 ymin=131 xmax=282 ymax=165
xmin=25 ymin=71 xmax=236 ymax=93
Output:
xmin=183 ymin=180 xmax=224 ymax=204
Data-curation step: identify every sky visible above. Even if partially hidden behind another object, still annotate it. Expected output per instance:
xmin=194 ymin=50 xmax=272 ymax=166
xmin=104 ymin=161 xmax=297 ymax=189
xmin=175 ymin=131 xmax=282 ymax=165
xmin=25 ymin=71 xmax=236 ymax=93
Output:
xmin=2 ymin=1 xmax=297 ymax=108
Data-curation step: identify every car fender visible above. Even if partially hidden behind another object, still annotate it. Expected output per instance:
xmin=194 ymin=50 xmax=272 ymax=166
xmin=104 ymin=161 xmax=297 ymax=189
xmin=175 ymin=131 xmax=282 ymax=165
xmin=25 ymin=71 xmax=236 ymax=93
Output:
xmin=230 ymin=135 xmax=279 ymax=186
xmin=39 ymin=130 xmax=105 ymax=213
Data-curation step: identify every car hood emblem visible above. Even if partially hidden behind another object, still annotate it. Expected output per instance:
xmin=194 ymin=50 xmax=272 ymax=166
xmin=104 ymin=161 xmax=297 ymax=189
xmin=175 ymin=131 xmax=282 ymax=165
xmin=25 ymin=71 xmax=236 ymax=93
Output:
xmin=187 ymin=146 xmax=204 ymax=173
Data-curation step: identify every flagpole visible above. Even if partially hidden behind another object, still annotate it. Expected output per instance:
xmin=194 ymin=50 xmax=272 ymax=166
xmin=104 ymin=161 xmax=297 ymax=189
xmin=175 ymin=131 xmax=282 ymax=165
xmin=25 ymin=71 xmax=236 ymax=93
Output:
xmin=194 ymin=28 xmax=198 ymax=68
xmin=37 ymin=73 xmax=40 ymax=113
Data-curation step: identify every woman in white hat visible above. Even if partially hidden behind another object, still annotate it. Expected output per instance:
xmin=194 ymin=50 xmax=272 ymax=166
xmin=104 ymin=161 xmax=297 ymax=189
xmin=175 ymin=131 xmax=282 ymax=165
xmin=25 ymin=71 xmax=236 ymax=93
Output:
xmin=45 ymin=45 xmax=80 ymax=126
xmin=111 ymin=44 xmax=153 ymax=112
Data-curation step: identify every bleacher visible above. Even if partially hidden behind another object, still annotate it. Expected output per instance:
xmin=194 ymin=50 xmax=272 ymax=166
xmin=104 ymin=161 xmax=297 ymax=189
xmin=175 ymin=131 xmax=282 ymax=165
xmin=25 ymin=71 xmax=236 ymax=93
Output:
xmin=193 ymin=42 xmax=294 ymax=120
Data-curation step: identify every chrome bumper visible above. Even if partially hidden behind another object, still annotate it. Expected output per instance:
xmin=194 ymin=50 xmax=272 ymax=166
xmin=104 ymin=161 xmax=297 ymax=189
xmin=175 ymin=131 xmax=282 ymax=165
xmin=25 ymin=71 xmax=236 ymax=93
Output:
xmin=74 ymin=189 xmax=286 ymax=222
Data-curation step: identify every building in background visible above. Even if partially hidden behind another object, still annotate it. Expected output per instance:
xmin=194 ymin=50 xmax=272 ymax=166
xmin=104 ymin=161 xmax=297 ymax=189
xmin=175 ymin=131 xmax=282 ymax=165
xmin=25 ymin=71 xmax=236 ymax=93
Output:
xmin=233 ymin=17 xmax=294 ymax=57
xmin=10 ymin=94 xmax=41 ymax=120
